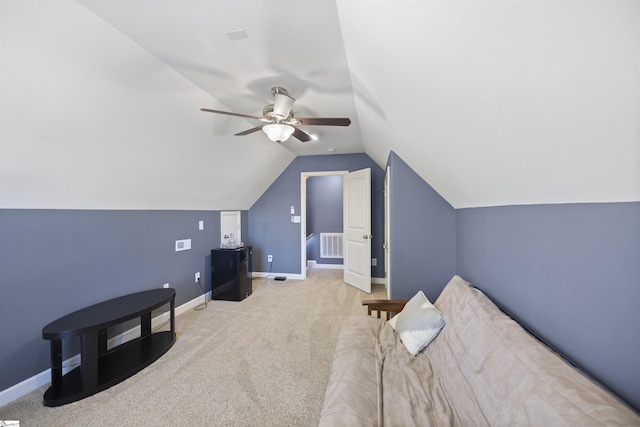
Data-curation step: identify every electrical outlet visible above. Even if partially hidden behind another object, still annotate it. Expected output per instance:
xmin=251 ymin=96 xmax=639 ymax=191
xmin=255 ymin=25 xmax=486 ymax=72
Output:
xmin=268 ymin=255 xmax=273 ymax=263
xmin=163 ymin=283 xmax=169 ymax=289
xmin=371 ymin=258 xmax=377 ymax=266
xmin=195 ymin=272 xmax=200 ymax=282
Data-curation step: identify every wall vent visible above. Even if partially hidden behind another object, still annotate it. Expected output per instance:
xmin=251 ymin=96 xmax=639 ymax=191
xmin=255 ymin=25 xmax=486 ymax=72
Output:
xmin=320 ymin=233 xmax=343 ymax=258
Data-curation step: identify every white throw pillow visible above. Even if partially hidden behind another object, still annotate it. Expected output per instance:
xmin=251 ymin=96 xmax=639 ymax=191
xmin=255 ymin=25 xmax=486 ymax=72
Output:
xmin=388 ymin=290 xmax=446 ymax=356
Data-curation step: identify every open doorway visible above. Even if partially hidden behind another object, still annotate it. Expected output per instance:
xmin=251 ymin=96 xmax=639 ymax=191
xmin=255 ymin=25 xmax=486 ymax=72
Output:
xmin=305 ymin=174 xmax=345 ymax=270
xmin=300 ymin=169 xmax=372 ymax=294
xmin=300 ymin=171 xmax=348 ymax=280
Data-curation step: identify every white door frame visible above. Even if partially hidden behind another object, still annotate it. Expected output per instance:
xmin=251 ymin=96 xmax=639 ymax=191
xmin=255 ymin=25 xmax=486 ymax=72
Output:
xmin=300 ymin=171 xmax=349 ymax=280
xmin=384 ymin=166 xmax=391 ymax=299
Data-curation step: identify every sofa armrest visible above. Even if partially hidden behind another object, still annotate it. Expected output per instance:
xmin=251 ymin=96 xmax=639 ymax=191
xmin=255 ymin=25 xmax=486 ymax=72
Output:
xmin=362 ymin=299 xmax=408 ymax=320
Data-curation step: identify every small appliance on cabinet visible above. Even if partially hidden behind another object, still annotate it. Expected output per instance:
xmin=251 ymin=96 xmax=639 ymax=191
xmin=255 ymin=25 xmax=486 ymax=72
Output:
xmin=210 ymin=246 xmax=252 ymax=301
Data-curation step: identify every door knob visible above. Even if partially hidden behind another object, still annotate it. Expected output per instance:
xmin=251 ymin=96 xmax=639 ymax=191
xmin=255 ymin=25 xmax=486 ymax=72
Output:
xmin=363 ymin=235 xmax=372 ymax=240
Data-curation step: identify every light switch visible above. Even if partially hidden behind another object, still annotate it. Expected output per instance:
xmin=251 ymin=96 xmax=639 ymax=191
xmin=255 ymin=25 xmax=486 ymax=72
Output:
xmin=198 ymin=220 xmax=204 ymax=230
xmin=293 ymin=216 xmax=301 ymax=223
xmin=290 ymin=206 xmax=295 ymax=215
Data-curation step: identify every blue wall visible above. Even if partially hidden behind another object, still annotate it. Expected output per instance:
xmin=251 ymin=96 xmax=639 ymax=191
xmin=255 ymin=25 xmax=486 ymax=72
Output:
xmin=387 ymin=152 xmax=457 ymax=301
xmin=0 ymin=209 xmax=229 ymax=391
xmin=456 ymin=202 xmax=640 ymax=411
xmin=248 ymin=154 xmax=385 ymax=277
xmin=387 ymin=151 xmax=639 ymax=410
xmin=3 ymin=152 xmax=638 ymax=412
xmin=306 ymin=175 xmax=344 ymax=265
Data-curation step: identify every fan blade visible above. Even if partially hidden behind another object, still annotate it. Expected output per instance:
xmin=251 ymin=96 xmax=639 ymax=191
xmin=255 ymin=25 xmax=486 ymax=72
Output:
xmin=295 ymin=117 xmax=351 ymax=126
xmin=201 ymin=108 xmax=263 ymax=121
xmin=235 ymin=125 xmax=264 ymax=136
xmin=273 ymin=92 xmax=295 ymax=120
xmin=291 ymin=126 xmax=313 ymax=142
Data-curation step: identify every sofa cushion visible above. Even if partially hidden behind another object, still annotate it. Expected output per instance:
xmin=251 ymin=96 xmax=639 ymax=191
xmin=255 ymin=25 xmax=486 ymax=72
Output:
xmin=427 ymin=275 xmax=640 ymax=426
xmin=319 ymin=315 xmax=384 ymax=426
xmin=387 ymin=290 xmax=445 ymax=356
xmin=320 ymin=315 xmax=459 ymax=427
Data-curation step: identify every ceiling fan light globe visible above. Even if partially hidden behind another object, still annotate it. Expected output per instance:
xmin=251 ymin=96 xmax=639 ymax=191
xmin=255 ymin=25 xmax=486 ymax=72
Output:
xmin=262 ymin=123 xmax=294 ymax=143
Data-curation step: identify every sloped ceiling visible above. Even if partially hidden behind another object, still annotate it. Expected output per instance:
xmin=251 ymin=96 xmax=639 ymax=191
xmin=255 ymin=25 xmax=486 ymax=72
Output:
xmin=1 ymin=0 xmax=638 ymax=210
xmin=338 ymin=0 xmax=640 ymax=208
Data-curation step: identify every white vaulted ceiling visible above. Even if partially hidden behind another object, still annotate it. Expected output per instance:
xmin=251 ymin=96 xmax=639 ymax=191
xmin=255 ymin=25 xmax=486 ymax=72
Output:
xmin=337 ymin=0 xmax=640 ymax=208
xmin=1 ymin=0 xmax=638 ymax=210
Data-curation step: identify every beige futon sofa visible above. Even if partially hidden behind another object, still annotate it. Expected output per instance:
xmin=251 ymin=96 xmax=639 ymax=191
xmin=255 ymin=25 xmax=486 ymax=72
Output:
xmin=320 ymin=275 xmax=640 ymax=426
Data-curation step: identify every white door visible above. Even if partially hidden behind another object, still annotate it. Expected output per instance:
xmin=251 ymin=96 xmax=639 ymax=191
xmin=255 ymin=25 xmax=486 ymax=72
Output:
xmin=343 ymin=168 xmax=372 ymax=293
xmin=220 ymin=211 xmax=241 ymax=247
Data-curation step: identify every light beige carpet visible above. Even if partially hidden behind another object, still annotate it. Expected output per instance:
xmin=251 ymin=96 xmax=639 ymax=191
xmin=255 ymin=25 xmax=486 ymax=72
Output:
xmin=0 ymin=269 xmax=385 ymax=426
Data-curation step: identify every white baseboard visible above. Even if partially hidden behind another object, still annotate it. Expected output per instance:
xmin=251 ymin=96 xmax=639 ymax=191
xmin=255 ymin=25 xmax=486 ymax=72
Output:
xmin=307 ymin=260 xmax=344 ymax=270
xmin=255 ymin=265 xmax=384 ymax=286
xmin=252 ymin=272 xmax=304 ymax=280
xmin=0 ymin=290 xmax=211 ymax=409
xmin=0 ymin=370 xmax=52 ymax=409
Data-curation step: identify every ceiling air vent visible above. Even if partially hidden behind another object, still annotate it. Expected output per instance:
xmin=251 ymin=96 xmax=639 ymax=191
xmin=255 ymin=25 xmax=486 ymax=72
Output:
xmin=225 ymin=29 xmax=248 ymax=41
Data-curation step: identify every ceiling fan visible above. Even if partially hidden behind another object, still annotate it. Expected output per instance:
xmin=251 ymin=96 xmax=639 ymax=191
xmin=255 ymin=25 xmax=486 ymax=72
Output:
xmin=201 ymin=87 xmax=351 ymax=143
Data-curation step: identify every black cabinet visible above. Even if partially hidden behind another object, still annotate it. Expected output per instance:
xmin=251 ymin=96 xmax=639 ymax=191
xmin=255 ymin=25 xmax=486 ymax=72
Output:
xmin=210 ymin=246 xmax=252 ymax=301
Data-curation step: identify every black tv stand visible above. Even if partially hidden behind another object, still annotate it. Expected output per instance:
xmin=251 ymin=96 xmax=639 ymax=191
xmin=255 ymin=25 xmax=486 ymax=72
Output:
xmin=42 ymin=288 xmax=176 ymax=406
